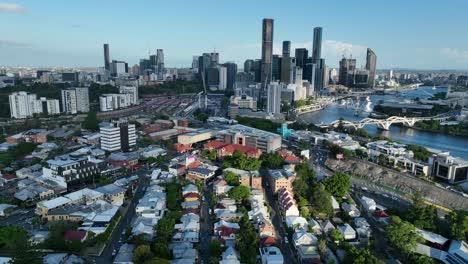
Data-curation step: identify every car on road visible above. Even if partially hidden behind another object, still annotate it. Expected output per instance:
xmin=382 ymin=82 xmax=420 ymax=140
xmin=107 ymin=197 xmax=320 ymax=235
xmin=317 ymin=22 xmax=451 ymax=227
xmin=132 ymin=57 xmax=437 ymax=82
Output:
xmin=382 ymin=193 xmax=390 ymax=198
xmin=284 ymin=236 xmax=289 ymax=243
xmin=112 ymin=249 xmax=117 ymax=257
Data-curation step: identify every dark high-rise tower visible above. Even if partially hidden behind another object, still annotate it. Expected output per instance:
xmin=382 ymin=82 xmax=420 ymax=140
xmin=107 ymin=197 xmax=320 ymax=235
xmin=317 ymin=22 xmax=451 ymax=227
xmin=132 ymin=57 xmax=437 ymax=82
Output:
xmin=365 ymin=48 xmax=377 ymax=88
xmin=282 ymin=41 xmax=291 ymax=57
xmin=103 ymin=44 xmax=110 ymax=71
xmin=223 ymin=62 xmax=238 ymax=90
xmin=295 ymin=48 xmax=308 ymax=69
xmin=312 ymin=27 xmax=322 ymax=61
xmin=272 ymin=55 xmax=281 ymax=81
xmin=261 ymin=18 xmax=274 ymax=85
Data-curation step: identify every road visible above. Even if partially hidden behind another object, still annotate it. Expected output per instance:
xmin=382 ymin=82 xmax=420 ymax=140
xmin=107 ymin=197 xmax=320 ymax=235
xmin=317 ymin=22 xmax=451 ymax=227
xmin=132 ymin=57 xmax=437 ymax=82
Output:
xmin=93 ymin=168 xmax=149 ymax=263
xmin=200 ymin=181 xmax=213 ymax=264
xmin=261 ymin=172 xmax=297 ymax=264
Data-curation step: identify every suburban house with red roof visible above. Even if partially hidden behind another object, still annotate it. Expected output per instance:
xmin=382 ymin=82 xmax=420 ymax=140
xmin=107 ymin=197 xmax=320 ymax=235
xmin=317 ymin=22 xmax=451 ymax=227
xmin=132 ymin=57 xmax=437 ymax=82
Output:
xmin=64 ymin=230 xmax=88 ymax=242
xmin=204 ymin=141 xmax=262 ymax=159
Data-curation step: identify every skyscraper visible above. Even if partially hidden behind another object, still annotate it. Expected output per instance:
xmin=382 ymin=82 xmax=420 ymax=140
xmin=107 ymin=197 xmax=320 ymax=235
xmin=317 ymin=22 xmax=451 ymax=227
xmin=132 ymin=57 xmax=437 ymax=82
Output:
xmin=366 ymin=48 xmax=377 ymax=88
xmin=244 ymin=59 xmax=254 ymax=73
xmin=272 ymin=55 xmax=281 ymax=81
xmin=295 ymin=48 xmax=308 ymax=69
xmin=338 ymin=57 xmax=357 ymax=86
xmin=281 ymin=57 xmax=295 ymax=84
xmin=210 ymin=52 xmax=219 ymax=66
xmin=267 ymin=82 xmax=281 ymax=114
xmin=312 ymin=27 xmax=325 ymax=90
xmin=223 ymin=62 xmax=238 ymax=90
xmin=103 ymin=44 xmax=110 ymax=71
xmin=261 ymin=18 xmax=274 ymax=85
xmin=282 ymin=41 xmax=291 ymax=57
xmin=312 ymin=27 xmax=322 ymax=61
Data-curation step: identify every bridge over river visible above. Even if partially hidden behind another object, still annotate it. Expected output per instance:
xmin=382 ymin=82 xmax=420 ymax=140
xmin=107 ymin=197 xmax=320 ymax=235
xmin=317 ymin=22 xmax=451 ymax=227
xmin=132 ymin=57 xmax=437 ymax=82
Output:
xmin=318 ymin=113 xmax=452 ymax=130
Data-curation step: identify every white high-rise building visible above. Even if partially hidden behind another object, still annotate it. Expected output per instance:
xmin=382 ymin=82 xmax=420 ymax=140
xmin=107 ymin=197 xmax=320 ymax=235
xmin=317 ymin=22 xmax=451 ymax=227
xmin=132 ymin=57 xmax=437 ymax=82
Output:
xmin=99 ymin=93 xmax=133 ymax=112
xmin=38 ymin=97 xmax=60 ymax=116
xmin=119 ymin=86 xmax=138 ymax=105
xmin=100 ymin=120 xmax=136 ymax=152
xmin=267 ymin=82 xmax=282 ymax=114
xmin=219 ymin=66 xmax=227 ymax=90
xmin=61 ymin=87 xmax=90 ymax=114
xmin=9 ymin=92 xmax=43 ymax=118
xmin=75 ymin=87 xmax=90 ymax=113
xmin=61 ymin=89 xmax=77 ymax=114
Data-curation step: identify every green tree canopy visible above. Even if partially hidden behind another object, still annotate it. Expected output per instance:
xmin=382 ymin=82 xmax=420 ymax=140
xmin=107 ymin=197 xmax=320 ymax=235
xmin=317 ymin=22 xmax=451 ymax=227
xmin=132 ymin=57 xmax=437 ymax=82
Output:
xmin=228 ymin=185 xmax=250 ymax=201
xmin=82 ymin=111 xmax=99 ymax=131
xmin=224 ymin=171 xmax=240 ymax=186
xmin=446 ymin=210 xmax=468 ymax=241
xmin=408 ymin=191 xmax=437 ymax=231
xmin=385 ymin=216 xmax=423 ymax=254
xmin=323 ymin=171 xmax=351 ymax=198
xmin=222 ymin=151 xmax=262 ymax=171
xmin=260 ymin=153 xmax=285 ymax=169
xmin=344 ymin=246 xmax=384 ymax=264
xmin=310 ymin=184 xmax=333 ymax=216
xmin=133 ymin=245 xmax=154 ymax=264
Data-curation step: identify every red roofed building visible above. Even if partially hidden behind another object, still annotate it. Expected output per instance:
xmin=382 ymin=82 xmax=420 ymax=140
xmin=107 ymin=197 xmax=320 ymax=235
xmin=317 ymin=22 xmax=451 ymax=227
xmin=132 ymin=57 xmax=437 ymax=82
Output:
xmin=204 ymin=141 xmax=229 ymax=151
xmin=278 ymin=150 xmax=301 ymax=164
xmin=218 ymin=144 xmax=262 ymax=159
xmin=261 ymin=236 xmax=278 ymax=246
xmin=183 ymin=193 xmax=200 ymax=201
xmin=64 ymin=230 xmax=88 ymax=242
xmin=0 ymin=174 xmax=17 ymax=184
xmin=204 ymin=141 xmax=261 ymax=158
xmin=186 ymin=161 xmax=203 ymax=169
xmin=174 ymin=143 xmax=193 ymax=153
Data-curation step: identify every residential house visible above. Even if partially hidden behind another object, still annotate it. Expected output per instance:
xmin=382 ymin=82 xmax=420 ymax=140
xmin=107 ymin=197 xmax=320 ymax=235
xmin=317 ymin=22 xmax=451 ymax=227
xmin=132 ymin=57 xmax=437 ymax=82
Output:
xmin=338 ymin=224 xmax=357 ymax=240
xmin=220 ymin=246 xmax=241 ymax=264
xmin=342 ymin=202 xmax=360 ymax=218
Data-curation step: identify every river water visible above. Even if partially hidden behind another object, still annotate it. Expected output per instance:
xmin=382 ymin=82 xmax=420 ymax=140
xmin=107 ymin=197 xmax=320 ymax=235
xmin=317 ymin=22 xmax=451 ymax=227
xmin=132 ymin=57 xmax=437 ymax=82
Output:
xmin=299 ymin=87 xmax=468 ymax=158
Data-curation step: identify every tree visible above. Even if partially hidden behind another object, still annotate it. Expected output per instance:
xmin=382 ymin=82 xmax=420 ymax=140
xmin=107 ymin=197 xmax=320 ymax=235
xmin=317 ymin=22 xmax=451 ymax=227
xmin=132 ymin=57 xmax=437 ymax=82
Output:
xmin=228 ymin=185 xmax=250 ymax=201
xmin=330 ymin=229 xmax=344 ymax=244
xmin=154 ymin=215 xmax=176 ymax=243
xmin=385 ymin=216 xmax=422 ymax=254
xmin=318 ymin=239 xmax=327 ymax=260
xmin=133 ymin=245 xmax=154 ymax=264
xmin=237 ymin=217 xmax=259 ymax=264
xmin=222 ymin=151 xmax=262 ymax=171
xmin=406 ymin=253 xmax=434 ymax=264
xmin=323 ymin=171 xmax=351 ymax=198
xmin=224 ymin=171 xmax=239 ymax=186
xmin=209 ymin=241 xmax=223 ymax=259
xmin=344 ymin=246 xmax=384 ymax=264
xmin=82 ymin=111 xmax=99 ymax=131
xmin=446 ymin=210 xmax=468 ymax=241
xmin=151 ymin=242 xmax=170 ymax=260
xmin=300 ymin=206 xmax=311 ymax=220
xmin=0 ymin=226 xmax=28 ymax=252
xmin=260 ymin=153 xmax=285 ymax=169
xmin=408 ymin=191 xmax=437 ymax=230
xmin=293 ymin=163 xmax=316 ymax=198
xmin=310 ymin=184 xmax=333 ymax=216
xmin=193 ymin=109 xmax=208 ymax=123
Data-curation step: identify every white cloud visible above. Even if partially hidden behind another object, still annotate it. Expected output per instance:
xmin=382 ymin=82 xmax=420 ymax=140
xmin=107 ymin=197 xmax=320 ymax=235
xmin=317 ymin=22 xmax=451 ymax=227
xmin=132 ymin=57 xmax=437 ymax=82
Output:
xmin=0 ymin=3 xmax=25 ymax=13
xmin=440 ymin=48 xmax=468 ymax=61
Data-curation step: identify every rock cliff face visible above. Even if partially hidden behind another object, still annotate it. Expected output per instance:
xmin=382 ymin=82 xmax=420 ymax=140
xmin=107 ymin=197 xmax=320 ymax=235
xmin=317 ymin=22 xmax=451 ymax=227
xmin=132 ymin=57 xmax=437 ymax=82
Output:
xmin=327 ymin=159 xmax=468 ymax=210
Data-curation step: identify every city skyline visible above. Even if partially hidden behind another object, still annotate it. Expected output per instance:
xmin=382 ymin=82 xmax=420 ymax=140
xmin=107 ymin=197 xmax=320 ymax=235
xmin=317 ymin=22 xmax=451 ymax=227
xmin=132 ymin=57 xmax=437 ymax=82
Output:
xmin=1 ymin=0 xmax=468 ymax=70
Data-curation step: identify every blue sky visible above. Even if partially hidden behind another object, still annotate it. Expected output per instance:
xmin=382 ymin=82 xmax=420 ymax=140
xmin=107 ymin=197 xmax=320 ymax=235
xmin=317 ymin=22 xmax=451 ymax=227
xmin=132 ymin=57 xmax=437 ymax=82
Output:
xmin=1 ymin=0 xmax=468 ymax=70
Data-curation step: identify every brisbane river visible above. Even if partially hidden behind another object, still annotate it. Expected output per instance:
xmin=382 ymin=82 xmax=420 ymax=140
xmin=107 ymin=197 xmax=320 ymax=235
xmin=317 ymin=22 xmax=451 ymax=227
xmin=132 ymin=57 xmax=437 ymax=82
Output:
xmin=299 ymin=87 xmax=468 ymax=159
